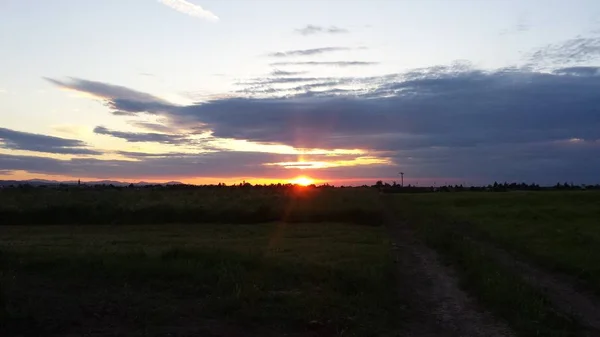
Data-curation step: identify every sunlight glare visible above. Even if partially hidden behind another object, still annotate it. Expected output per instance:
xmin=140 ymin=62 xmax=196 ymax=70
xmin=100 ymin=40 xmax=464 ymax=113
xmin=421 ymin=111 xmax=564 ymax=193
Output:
xmin=289 ymin=176 xmax=314 ymax=186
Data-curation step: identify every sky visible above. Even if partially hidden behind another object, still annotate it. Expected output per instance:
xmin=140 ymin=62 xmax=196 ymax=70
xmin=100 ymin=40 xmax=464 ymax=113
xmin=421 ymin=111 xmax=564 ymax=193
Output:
xmin=1 ymin=0 xmax=600 ymax=186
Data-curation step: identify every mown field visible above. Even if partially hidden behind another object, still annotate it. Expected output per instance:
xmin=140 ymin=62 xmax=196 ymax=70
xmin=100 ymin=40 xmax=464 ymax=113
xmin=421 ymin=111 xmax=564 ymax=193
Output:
xmin=390 ymin=191 xmax=600 ymax=336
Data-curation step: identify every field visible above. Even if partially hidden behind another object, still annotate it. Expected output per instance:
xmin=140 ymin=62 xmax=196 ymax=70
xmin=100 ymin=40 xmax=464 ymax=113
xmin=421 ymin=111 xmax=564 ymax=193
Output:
xmin=393 ymin=192 xmax=600 ymax=292
xmin=0 ymin=186 xmax=383 ymax=225
xmin=2 ymin=186 xmax=600 ymax=336
xmin=390 ymin=191 xmax=600 ymax=336
xmin=0 ymin=222 xmax=397 ymax=336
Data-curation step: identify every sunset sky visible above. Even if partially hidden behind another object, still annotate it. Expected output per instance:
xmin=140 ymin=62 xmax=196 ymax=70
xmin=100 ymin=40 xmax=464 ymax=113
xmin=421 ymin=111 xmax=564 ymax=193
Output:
xmin=1 ymin=0 xmax=600 ymax=185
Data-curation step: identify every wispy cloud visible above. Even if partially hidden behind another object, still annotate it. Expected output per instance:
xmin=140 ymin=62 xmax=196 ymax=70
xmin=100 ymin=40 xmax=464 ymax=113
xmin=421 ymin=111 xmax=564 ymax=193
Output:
xmin=0 ymin=89 xmax=7 ymax=94
xmin=270 ymin=69 xmax=308 ymax=76
xmin=116 ymin=151 xmax=199 ymax=158
xmin=45 ymin=77 xmax=174 ymax=115
xmin=52 ymin=125 xmax=87 ymax=137
xmin=236 ymin=72 xmax=396 ymax=96
xmin=270 ymin=61 xmax=378 ymax=67
xmin=93 ymin=126 xmax=188 ymax=145
xmin=0 ymin=127 xmax=100 ymax=155
xmin=530 ymin=34 xmax=600 ymax=66
xmin=240 ymin=77 xmax=330 ymax=85
xmin=129 ymin=121 xmax=177 ymax=133
xmin=500 ymin=13 xmax=530 ymax=35
xmin=45 ymin=77 xmax=167 ymax=104
xmin=268 ymin=47 xmax=353 ymax=57
xmin=158 ymin=0 xmax=219 ymax=22
xmin=295 ymin=25 xmax=349 ymax=35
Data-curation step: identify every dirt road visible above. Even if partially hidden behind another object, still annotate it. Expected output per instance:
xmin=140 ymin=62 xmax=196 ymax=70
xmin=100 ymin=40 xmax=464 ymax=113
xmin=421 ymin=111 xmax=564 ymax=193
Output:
xmin=383 ymin=200 xmax=515 ymax=337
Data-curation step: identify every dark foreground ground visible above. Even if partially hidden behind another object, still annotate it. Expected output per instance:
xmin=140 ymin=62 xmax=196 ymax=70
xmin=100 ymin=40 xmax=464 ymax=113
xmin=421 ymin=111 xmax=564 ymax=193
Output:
xmin=0 ymin=222 xmax=397 ymax=336
xmin=2 ymin=187 xmax=600 ymax=336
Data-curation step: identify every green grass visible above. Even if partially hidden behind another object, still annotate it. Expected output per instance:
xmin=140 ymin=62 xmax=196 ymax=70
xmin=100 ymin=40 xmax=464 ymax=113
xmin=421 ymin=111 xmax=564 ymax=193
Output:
xmin=0 ymin=223 xmax=398 ymax=336
xmin=398 ymin=191 xmax=600 ymax=292
xmin=5 ymin=188 xmax=598 ymax=336
xmin=389 ymin=193 xmax=585 ymax=337
xmin=0 ymin=187 xmax=384 ymax=226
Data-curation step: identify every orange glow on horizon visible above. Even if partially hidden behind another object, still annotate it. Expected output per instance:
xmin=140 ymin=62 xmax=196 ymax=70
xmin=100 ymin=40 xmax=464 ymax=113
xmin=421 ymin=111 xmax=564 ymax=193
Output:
xmin=288 ymin=176 xmax=315 ymax=186
xmin=0 ymin=171 xmax=329 ymax=186
xmin=0 ymin=171 xmax=414 ymax=186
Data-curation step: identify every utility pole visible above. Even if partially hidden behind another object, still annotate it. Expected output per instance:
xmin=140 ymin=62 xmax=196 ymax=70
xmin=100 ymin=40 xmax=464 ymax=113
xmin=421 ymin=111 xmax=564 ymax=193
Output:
xmin=399 ymin=172 xmax=404 ymax=187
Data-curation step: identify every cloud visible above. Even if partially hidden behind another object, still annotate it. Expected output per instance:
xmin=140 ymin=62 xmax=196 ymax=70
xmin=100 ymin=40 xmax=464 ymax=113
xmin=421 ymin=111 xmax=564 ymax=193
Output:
xmin=241 ymin=77 xmax=334 ymax=85
xmin=185 ymin=67 xmax=600 ymax=183
xmin=116 ymin=150 xmax=200 ymax=158
xmin=0 ymin=151 xmax=387 ymax=181
xmin=37 ymin=62 xmax=600 ymax=184
xmin=552 ymin=66 xmax=600 ymax=76
xmin=158 ymin=0 xmax=219 ymax=22
xmin=390 ymin=139 xmax=600 ymax=185
xmin=3 ymin=140 xmax=598 ymax=184
xmin=270 ymin=69 xmax=308 ymax=76
xmin=129 ymin=121 xmax=177 ymax=133
xmin=500 ymin=13 xmax=530 ymax=35
xmin=295 ymin=25 xmax=349 ymax=35
xmin=93 ymin=126 xmax=188 ymax=144
xmin=530 ymin=35 xmax=600 ymax=66
xmin=269 ymin=61 xmax=379 ymax=67
xmin=173 ymin=69 xmax=598 ymax=154
xmin=45 ymin=77 xmax=166 ymax=103
xmin=53 ymin=67 xmax=600 ymax=151
xmin=45 ymin=77 xmax=175 ymax=116
xmin=0 ymin=127 xmax=100 ymax=155
xmin=268 ymin=47 xmax=353 ymax=57
xmin=237 ymin=73 xmax=397 ymax=96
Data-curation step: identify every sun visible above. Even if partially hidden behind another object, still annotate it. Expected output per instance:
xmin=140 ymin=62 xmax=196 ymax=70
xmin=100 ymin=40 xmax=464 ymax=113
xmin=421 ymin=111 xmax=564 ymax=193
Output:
xmin=289 ymin=176 xmax=314 ymax=186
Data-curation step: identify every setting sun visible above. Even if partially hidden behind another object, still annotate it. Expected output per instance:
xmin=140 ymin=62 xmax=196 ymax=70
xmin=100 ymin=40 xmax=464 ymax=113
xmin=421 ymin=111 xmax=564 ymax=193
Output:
xmin=288 ymin=176 xmax=314 ymax=186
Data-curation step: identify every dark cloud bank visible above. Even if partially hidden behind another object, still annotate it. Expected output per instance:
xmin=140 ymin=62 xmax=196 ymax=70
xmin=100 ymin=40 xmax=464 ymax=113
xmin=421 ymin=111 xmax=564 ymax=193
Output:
xmin=4 ymin=62 xmax=600 ymax=184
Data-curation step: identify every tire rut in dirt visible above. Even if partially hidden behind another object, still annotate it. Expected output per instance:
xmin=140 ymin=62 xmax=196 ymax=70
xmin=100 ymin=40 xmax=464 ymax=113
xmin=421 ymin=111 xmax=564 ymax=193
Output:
xmin=460 ymin=234 xmax=600 ymax=336
xmin=384 ymin=202 xmax=514 ymax=337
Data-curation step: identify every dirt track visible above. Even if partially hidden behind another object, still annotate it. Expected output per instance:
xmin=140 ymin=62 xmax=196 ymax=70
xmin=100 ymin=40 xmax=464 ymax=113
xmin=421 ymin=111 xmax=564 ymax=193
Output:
xmin=461 ymin=233 xmax=600 ymax=336
xmin=383 ymin=201 xmax=515 ymax=337
xmin=383 ymin=194 xmax=600 ymax=337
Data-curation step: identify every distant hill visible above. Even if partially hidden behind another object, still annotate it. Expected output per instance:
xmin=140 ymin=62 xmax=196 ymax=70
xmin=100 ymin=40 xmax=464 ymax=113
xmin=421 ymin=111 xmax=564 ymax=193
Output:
xmin=0 ymin=179 xmax=184 ymax=187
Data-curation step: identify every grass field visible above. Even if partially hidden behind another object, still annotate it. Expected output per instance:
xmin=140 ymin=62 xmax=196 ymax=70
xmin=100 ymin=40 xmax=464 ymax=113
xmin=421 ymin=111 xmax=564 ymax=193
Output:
xmin=0 ymin=186 xmax=383 ymax=226
xmin=390 ymin=191 xmax=600 ymax=336
xmin=3 ymin=187 xmax=600 ymax=336
xmin=0 ymin=222 xmax=398 ymax=336
xmin=394 ymin=191 xmax=600 ymax=291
